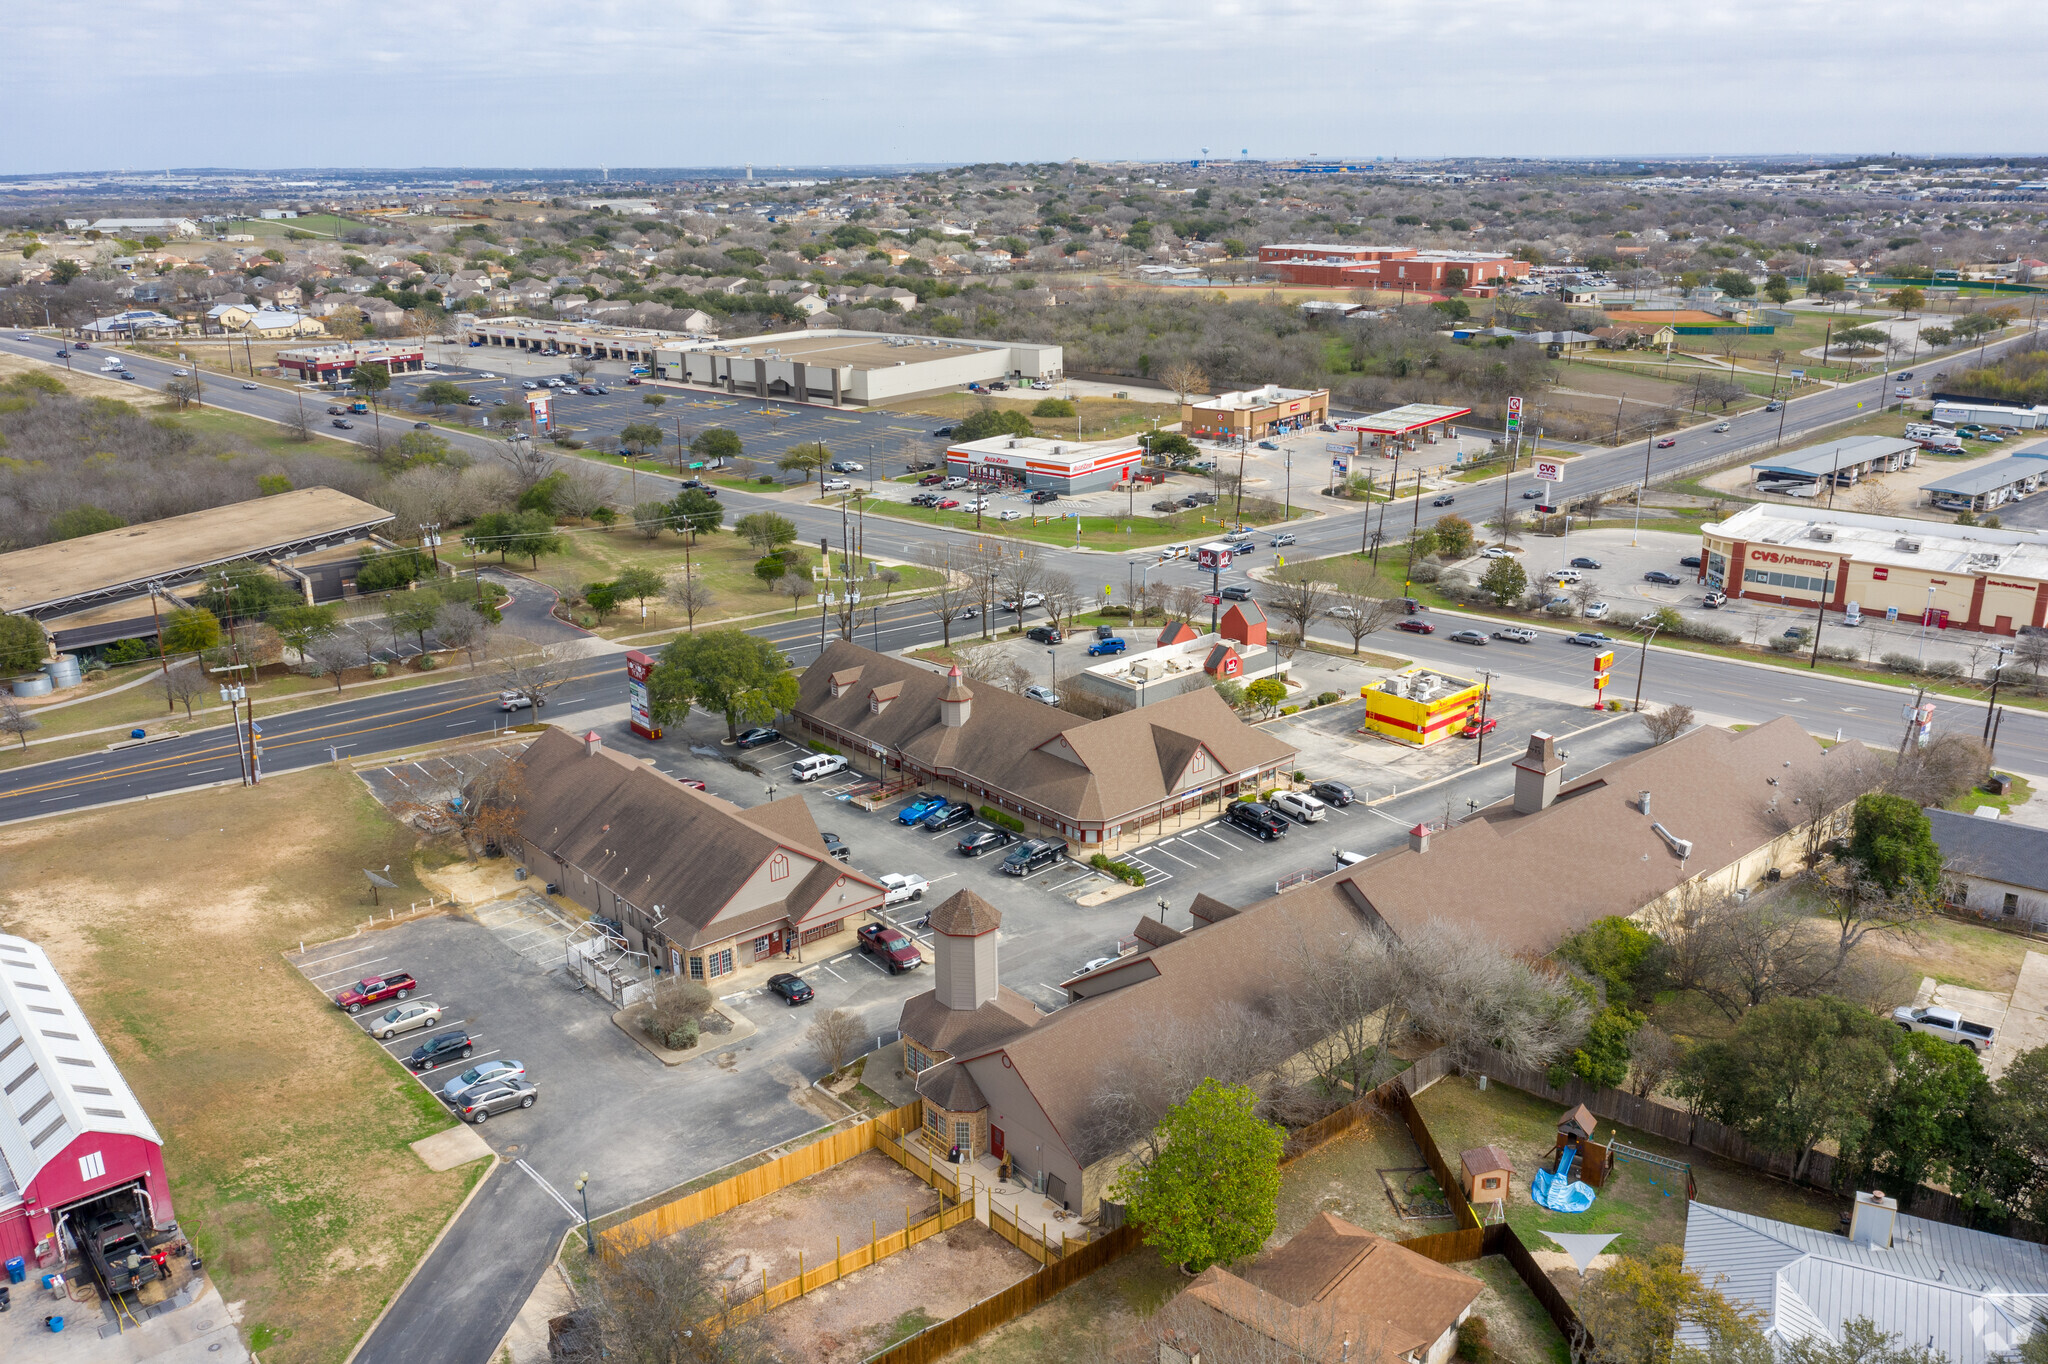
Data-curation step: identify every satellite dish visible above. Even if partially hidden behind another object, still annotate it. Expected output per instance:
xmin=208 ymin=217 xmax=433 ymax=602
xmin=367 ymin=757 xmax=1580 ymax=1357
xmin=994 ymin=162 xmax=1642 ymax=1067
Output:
xmin=363 ymin=868 xmax=398 ymax=889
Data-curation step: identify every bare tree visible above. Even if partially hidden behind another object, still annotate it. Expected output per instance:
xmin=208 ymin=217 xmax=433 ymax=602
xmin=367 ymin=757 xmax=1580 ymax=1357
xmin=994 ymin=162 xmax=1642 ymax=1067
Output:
xmin=773 ymin=571 xmax=809 ymax=614
xmin=1640 ymin=703 xmax=1695 ymax=745
xmin=1682 ymin=893 xmax=1842 ymax=1021
xmin=997 ymin=546 xmax=1046 ymax=615
xmin=496 ymin=437 xmax=555 ymax=492
xmin=1041 ymin=570 xmax=1078 ymax=630
xmin=917 ymin=544 xmax=973 ymax=648
xmin=392 ymin=748 xmax=528 ymax=864
xmin=572 ymin=1223 xmax=775 ymax=1364
xmin=159 ymin=660 xmax=208 ymax=718
xmin=956 ymin=643 xmax=1032 ymax=695
xmin=303 ymin=632 xmax=360 ymax=692
xmin=549 ymin=464 xmax=613 ymax=522
xmin=0 ymin=694 xmax=40 ymax=751
xmin=488 ymin=643 xmax=573 ymax=711
xmin=806 ymin=1007 xmax=864 ymax=1074
xmin=1886 ymin=731 xmax=1990 ymax=807
xmin=1626 ymin=1024 xmax=1683 ymax=1099
xmin=568 ymin=356 xmax=596 ymax=381
xmin=1159 ymin=359 xmax=1209 ymax=406
xmin=1854 ymin=482 xmax=1900 ymax=518
xmin=1168 ymin=584 xmax=1206 ymax=625
xmin=1268 ymin=573 xmax=1330 ymax=644
xmin=280 ymin=403 xmax=314 ymax=443
xmin=1570 ymin=578 xmax=1603 ymax=614
xmin=432 ymin=600 xmax=493 ymax=669
xmin=666 ymin=570 xmax=718 ymax=632
xmin=1330 ymin=592 xmax=1398 ymax=655
xmin=1771 ymin=742 xmax=1885 ymax=864
xmin=2014 ymin=630 xmax=2048 ymax=696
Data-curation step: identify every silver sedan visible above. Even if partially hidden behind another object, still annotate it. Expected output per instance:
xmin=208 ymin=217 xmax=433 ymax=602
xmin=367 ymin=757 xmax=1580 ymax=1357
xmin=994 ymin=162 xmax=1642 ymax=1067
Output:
xmin=371 ymin=1001 xmax=444 ymax=1040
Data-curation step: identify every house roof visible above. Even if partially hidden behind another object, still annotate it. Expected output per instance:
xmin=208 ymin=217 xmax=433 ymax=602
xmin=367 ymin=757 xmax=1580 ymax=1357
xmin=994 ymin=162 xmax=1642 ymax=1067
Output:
xmin=1461 ymin=1145 xmax=1514 ymax=1178
xmin=0 ymin=935 xmax=163 ymax=1202
xmin=1925 ymin=807 xmax=2048 ymax=894
xmin=512 ymin=728 xmax=884 ymax=948
xmin=795 ymin=643 xmax=1294 ymax=826
xmin=1311 ymin=718 xmax=1867 ymax=954
xmin=927 ymin=888 xmax=1003 ymax=937
xmin=915 ymin=1059 xmax=988 ymax=1116
xmin=1171 ymin=1213 xmax=1483 ymax=1363
xmin=1680 ymin=1202 xmax=2048 ymax=1364
xmin=899 ymin=988 xmax=1042 ymax=1058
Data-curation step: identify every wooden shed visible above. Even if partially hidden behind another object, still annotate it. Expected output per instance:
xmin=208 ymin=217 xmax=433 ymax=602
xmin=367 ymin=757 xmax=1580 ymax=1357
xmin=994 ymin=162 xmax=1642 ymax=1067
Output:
xmin=1459 ymin=1145 xmax=1514 ymax=1204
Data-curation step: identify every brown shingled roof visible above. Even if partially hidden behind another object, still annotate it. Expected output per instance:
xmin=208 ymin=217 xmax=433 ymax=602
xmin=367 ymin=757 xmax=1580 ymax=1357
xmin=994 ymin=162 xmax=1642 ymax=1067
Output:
xmin=926 ymin=888 xmax=1002 ymax=937
xmin=1461 ymin=1145 xmax=1514 ymax=1179
xmin=899 ymin=987 xmax=1041 ymax=1057
xmin=915 ymin=1059 xmax=987 ymax=1115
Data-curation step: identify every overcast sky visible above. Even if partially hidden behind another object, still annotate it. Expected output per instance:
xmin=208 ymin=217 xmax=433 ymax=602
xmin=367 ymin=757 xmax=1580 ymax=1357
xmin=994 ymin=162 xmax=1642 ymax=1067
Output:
xmin=9 ymin=0 xmax=2045 ymax=174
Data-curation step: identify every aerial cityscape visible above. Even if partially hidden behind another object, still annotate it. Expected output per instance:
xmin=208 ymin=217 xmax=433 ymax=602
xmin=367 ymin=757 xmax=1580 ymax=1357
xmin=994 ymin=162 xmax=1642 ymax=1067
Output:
xmin=5 ymin=6 xmax=2048 ymax=1364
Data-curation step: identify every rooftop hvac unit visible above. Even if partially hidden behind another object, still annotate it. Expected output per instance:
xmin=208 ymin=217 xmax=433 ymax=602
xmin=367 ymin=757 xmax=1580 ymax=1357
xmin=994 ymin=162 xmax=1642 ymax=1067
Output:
xmin=1896 ymin=538 xmax=1922 ymax=553
xmin=1809 ymin=528 xmax=1835 ymax=542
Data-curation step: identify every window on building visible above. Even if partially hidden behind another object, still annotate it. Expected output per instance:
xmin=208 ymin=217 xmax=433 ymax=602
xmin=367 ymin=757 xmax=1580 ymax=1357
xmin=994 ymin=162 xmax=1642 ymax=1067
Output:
xmin=2005 ymin=892 xmax=2021 ymax=916
xmin=925 ymin=1106 xmax=943 ymax=1137
xmin=709 ymin=948 xmax=734 ymax=978
xmin=1743 ymin=568 xmax=1829 ymax=593
xmin=688 ymin=955 xmax=704 ymax=980
xmin=905 ymin=1045 xmax=929 ymax=1073
xmin=954 ymin=1120 xmax=972 ymax=1152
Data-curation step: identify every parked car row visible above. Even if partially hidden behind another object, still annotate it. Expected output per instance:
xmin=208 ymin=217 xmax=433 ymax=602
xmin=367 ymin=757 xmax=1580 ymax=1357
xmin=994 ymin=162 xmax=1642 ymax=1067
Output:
xmin=336 ymin=969 xmax=538 ymax=1122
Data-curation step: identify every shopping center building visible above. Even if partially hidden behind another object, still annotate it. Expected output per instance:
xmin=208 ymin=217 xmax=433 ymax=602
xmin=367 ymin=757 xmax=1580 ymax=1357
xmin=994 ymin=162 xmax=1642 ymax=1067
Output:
xmin=1701 ymin=504 xmax=2048 ymax=636
xmin=1258 ymin=244 xmax=1531 ymax=294
xmin=655 ymin=329 xmax=1063 ymax=406
xmin=1182 ymin=384 xmax=1329 ymax=440
xmin=944 ymin=433 xmax=1145 ymax=494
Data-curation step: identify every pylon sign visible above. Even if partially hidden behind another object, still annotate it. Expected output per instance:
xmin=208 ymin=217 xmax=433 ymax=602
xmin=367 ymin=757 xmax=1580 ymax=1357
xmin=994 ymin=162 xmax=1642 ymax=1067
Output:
xmin=1594 ymin=671 xmax=1612 ymax=690
xmin=1592 ymin=650 xmax=1615 ymax=672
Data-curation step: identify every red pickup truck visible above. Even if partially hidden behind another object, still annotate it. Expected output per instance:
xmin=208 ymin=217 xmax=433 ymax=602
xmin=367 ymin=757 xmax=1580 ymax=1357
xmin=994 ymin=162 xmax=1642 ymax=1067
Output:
xmin=335 ymin=972 xmax=418 ymax=1014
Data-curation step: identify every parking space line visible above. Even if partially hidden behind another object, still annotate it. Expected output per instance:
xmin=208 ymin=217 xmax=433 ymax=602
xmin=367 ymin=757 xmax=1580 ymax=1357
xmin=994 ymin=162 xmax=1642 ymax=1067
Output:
xmin=292 ymin=942 xmax=385 ymax=971
xmin=821 ymin=965 xmax=846 ymax=981
xmin=1150 ymin=846 xmax=1198 ymax=868
xmin=305 ymin=957 xmax=386 ymax=982
xmin=517 ymin=1159 xmax=581 ymax=1220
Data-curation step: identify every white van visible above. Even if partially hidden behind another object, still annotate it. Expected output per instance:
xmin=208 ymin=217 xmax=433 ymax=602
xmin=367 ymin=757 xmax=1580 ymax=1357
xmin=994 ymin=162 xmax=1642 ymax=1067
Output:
xmin=790 ymin=753 xmax=849 ymax=783
xmin=1843 ymin=601 xmax=1862 ymax=628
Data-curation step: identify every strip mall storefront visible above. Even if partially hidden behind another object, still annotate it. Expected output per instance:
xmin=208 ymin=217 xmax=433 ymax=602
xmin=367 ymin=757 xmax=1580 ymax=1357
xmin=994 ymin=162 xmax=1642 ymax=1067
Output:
xmin=1703 ymin=533 xmax=2048 ymax=637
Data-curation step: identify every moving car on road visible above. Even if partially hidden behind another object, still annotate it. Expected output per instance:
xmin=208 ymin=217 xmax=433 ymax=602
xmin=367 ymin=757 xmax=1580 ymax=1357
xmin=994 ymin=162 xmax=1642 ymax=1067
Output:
xmin=1492 ymin=626 xmax=1538 ymax=643
xmin=498 ymin=691 xmax=542 ymax=711
xmin=1395 ymin=619 xmax=1435 ymax=635
xmin=1656 ymin=437 xmax=1677 ymax=448
xmin=1568 ymin=632 xmax=1615 ymax=647
xmin=1448 ymin=629 xmax=1489 ymax=645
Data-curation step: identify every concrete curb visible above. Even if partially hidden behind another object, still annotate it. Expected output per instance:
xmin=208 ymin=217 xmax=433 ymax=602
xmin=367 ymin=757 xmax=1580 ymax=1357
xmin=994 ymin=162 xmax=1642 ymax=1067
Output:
xmin=339 ymin=1146 xmax=500 ymax=1364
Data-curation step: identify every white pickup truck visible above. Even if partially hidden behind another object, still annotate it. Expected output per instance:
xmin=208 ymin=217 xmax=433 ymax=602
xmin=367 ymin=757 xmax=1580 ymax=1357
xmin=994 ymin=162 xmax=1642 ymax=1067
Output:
xmin=1892 ymin=1005 xmax=1996 ymax=1053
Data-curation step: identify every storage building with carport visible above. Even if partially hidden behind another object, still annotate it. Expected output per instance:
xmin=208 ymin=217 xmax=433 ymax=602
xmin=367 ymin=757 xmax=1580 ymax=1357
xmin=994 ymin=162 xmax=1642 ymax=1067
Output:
xmin=1746 ymin=436 xmax=1917 ymax=494
xmin=1921 ymin=458 xmax=2047 ymax=512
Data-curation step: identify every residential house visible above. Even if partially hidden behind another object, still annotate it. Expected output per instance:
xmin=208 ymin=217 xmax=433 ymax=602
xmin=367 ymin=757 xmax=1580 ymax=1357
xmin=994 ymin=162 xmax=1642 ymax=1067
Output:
xmin=792 ymin=293 xmax=830 ymax=317
xmin=78 ymin=310 xmax=181 ymax=339
xmin=1158 ymin=1213 xmax=1484 ymax=1364
xmin=509 ymin=726 xmax=886 ymax=984
xmin=1681 ymin=1196 xmax=2048 ymax=1364
xmin=1925 ymin=807 xmax=2048 ymax=927
xmin=794 ymin=643 xmax=1296 ymax=847
xmin=1592 ymin=323 xmax=1675 ymax=350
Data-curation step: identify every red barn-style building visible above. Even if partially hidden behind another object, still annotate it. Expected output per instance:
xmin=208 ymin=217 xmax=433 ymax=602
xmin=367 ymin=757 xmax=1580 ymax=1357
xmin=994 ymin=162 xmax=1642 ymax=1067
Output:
xmin=0 ymin=934 xmax=172 ymax=1271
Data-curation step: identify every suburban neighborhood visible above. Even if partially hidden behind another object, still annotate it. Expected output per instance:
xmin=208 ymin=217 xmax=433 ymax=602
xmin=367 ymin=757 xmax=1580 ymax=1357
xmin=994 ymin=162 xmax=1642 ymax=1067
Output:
xmin=9 ymin=13 xmax=2048 ymax=1364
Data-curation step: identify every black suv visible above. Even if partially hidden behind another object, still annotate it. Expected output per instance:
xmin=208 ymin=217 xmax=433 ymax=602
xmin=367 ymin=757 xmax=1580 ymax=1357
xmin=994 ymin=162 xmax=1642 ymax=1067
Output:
xmin=1001 ymin=838 xmax=1069 ymax=876
xmin=1225 ymin=802 xmax=1289 ymax=841
xmin=407 ymin=1029 xmax=476 ymax=1072
xmin=1025 ymin=626 xmax=1063 ymax=644
xmin=1029 ymin=489 xmax=1060 ymax=504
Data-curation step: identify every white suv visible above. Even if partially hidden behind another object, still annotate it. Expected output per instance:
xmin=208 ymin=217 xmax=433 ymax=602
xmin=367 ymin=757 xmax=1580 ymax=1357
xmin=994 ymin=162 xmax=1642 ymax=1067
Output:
xmin=879 ymin=874 xmax=930 ymax=908
xmin=1269 ymin=791 xmax=1327 ymax=823
xmin=790 ymin=753 xmax=848 ymax=783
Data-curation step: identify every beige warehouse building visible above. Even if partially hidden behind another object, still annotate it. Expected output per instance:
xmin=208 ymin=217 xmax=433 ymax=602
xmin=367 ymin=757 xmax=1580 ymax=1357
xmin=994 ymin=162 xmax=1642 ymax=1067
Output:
xmin=654 ymin=329 xmax=1062 ymax=406
xmin=1702 ymin=504 xmax=2048 ymax=637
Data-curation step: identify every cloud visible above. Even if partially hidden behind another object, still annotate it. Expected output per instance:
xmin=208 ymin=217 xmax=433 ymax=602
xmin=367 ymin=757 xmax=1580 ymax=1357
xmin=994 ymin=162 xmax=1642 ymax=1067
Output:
xmin=4 ymin=0 xmax=2043 ymax=171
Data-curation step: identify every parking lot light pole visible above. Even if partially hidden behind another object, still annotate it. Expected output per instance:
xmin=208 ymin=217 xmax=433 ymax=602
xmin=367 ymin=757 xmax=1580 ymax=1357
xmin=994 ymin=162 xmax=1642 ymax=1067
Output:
xmin=576 ymin=1172 xmax=594 ymax=1255
xmin=1047 ymin=648 xmax=1057 ymax=701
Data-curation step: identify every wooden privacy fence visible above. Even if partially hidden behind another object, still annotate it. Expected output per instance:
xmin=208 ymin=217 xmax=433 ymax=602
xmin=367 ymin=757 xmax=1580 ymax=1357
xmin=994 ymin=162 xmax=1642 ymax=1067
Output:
xmin=601 ymin=1100 xmax=923 ymax=1257
xmin=861 ymin=1223 xmax=1144 ymax=1364
xmin=1280 ymin=1048 xmax=1456 ymax=1162
xmin=1464 ymin=1045 xmax=2048 ymax=1243
xmin=989 ymin=1198 xmax=1079 ymax=1265
xmin=710 ymin=1194 xmax=978 ymax=1335
xmin=874 ymin=1125 xmax=963 ymax=1201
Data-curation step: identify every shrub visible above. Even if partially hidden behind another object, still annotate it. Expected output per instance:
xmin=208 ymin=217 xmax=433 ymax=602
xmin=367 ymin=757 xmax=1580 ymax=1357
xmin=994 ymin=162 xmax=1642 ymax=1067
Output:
xmin=1407 ymin=559 xmax=1442 ymax=583
xmin=1293 ymin=769 xmax=1308 ymax=780
xmin=1766 ymin=635 xmax=1801 ymax=653
xmin=103 ymin=637 xmax=155 ymax=666
xmin=1926 ymin=658 xmax=1965 ymax=679
xmin=417 ymin=654 xmax=437 ymax=670
xmin=1456 ymin=1315 xmax=1494 ymax=1364
xmin=756 ymin=474 xmax=776 ymax=484
xmin=1281 ymin=704 xmax=1300 ymax=715
xmin=370 ymin=662 xmax=388 ymax=678
xmin=978 ymin=805 xmax=1025 ymax=833
xmin=1088 ymin=853 xmax=1145 ymax=885
xmin=1316 ymin=693 xmax=1340 ymax=706
xmin=641 ymin=976 xmax=712 ymax=1050
xmin=807 ymin=740 xmax=841 ymax=755
xmin=1817 ymin=644 xmax=1861 ymax=662
xmin=1880 ymin=652 xmax=1925 ymax=674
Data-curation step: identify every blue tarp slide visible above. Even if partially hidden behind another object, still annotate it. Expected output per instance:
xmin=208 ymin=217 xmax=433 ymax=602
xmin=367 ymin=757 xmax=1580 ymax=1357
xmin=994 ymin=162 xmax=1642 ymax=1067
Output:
xmin=1531 ymin=1147 xmax=1598 ymax=1213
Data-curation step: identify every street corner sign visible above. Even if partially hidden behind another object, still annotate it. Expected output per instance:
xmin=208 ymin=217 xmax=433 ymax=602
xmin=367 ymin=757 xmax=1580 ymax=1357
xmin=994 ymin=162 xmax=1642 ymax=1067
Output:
xmin=1534 ymin=458 xmax=1564 ymax=483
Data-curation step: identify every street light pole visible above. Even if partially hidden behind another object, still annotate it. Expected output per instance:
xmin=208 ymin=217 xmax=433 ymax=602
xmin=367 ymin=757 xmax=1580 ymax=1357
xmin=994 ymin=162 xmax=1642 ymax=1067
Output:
xmin=576 ymin=1172 xmax=595 ymax=1255
xmin=1808 ymin=566 xmax=1834 ymax=669
xmin=1984 ymin=646 xmax=2013 ymax=743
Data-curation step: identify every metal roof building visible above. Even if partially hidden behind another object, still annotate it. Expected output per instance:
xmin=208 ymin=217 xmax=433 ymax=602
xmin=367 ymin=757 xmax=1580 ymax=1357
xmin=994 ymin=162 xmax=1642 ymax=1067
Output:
xmin=0 ymin=934 xmax=173 ymax=1270
xmin=1681 ymin=1200 xmax=2048 ymax=1363
xmin=1921 ymin=457 xmax=2048 ymax=511
xmin=1748 ymin=436 xmax=1918 ymax=487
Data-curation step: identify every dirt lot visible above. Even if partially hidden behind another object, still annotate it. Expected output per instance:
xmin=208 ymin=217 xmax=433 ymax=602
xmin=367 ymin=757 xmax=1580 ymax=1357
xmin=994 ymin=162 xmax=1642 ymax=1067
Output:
xmin=1274 ymin=1114 xmax=1453 ymax=1242
xmin=0 ymin=350 xmax=152 ymax=401
xmin=0 ymin=765 xmax=482 ymax=1364
xmin=695 ymin=1151 xmax=1035 ymax=1363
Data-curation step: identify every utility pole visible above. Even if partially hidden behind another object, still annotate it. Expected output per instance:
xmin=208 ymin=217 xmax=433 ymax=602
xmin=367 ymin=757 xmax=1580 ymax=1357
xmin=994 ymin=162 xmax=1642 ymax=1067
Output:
xmin=1472 ymin=671 xmax=1495 ymax=765
xmin=146 ymin=581 xmax=173 ymax=709
xmin=1983 ymin=646 xmax=2013 ymax=743
xmin=1629 ymin=426 xmax=1655 ymax=547
xmin=1808 ymin=566 xmax=1834 ymax=668
xmin=1631 ymin=625 xmax=1661 ymax=711
xmin=1898 ymin=685 xmax=1927 ymax=761
xmin=1404 ymin=468 xmax=1424 ymax=595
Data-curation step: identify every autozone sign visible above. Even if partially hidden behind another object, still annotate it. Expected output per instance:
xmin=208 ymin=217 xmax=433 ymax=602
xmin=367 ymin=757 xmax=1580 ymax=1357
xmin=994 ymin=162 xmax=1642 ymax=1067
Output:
xmin=977 ymin=453 xmax=1013 ymax=467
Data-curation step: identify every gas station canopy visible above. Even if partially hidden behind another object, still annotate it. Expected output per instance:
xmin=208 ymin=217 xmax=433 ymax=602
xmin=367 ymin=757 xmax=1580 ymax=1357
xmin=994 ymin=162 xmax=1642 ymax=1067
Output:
xmin=1347 ymin=403 xmax=1473 ymax=436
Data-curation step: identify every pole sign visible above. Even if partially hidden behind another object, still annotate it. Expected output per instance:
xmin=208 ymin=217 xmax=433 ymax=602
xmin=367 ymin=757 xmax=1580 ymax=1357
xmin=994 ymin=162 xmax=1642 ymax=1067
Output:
xmin=1593 ymin=650 xmax=1615 ymax=672
xmin=625 ymin=649 xmax=660 ymax=740
xmin=1194 ymin=544 xmax=1233 ymax=572
xmin=525 ymin=391 xmax=552 ymax=431
xmin=1534 ymin=458 xmax=1564 ymax=483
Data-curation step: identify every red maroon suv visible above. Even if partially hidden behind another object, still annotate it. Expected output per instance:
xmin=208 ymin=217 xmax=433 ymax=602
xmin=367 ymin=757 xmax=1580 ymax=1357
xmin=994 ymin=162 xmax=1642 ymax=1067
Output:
xmin=857 ymin=924 xmax=923 ymax=973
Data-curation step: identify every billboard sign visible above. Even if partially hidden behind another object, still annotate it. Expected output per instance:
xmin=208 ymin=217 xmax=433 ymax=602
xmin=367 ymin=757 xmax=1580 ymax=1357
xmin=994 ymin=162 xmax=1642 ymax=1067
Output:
xmin=625 ymin=650 xmax=660 ymax=740
xmin=1534 ymin=458 xmax=1564 ymax=483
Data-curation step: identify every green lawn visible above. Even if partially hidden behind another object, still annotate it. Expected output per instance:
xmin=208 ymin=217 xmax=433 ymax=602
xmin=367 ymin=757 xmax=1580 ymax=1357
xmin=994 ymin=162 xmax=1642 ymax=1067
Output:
xmin=221 ymin=213 xmax=367 ymax=240
xmin=843 ymin=495 xmax=1289 ymax=551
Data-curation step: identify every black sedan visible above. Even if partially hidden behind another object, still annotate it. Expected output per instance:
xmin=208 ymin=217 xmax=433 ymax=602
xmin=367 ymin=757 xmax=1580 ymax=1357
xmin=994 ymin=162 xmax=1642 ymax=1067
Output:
xmin=1569 ymin=557 xmax=1603 ymax=570
xmin=406 ymin=1029 xmax=475 ymax=1072
xmin=1309 ymin=780 xmax=1355 ymax=807
xmin=1679 ymin=555 xmax=1702 ymax=568
xmin=734 ymin=727 xmax=782 ymax=749
xmin=921 ymin=801 xmax=976 ymax=832
xmin=766 ymin=973 xmax=814 ymax=1006
xmin=331 ymin=418 xmax=355 ymax=429
xmin=1643 ymin=570 xmax=1686 ymax=585
xmin=957 ymin=828 xmax=1017 ymax=857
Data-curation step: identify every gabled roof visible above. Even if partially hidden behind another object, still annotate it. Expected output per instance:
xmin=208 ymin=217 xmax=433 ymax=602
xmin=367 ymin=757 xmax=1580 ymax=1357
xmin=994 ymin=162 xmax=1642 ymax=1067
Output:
xmin=512 ymin=728 xmax=883 ymax=946
xmin=1681 ymin=1202 xmax=2048 ymax=1364
xmin=1314 ymin=718 xmax=1867 ymax=954
xmin=1925 ymin=808 xmax=2048 ymax=893
xmin=795 ymin=643 xmax=1294 ymax=825
xmin=1461 ymin=1145 xmax=1514 ymax=1177
xmin=0 ymin=935 xmax=162 ymax=1201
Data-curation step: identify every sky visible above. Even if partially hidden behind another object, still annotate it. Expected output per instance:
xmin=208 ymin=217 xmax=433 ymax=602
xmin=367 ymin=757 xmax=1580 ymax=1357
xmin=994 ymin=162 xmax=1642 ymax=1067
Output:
xmin=8 ymin=0 xmax=2047 ymax=174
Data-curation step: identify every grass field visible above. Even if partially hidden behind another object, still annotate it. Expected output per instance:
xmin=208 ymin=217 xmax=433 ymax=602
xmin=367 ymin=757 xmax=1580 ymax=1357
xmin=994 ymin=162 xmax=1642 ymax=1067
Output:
xmin=0 ymin=766 xmax=485 ymax=1364
xmin=888 ymin=390 xmax=1179 ymax=441
xmin=844 ymin=494 xmax=1292 ymax=551
xmin=472 ymin=521 xmax=942 ymax=637
xmin=222 ymin=214 xmax=366 ymax=240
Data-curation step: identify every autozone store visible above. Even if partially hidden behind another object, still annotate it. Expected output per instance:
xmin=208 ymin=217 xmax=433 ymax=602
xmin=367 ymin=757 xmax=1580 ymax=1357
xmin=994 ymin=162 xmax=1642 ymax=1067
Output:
xmin=275 ymin=342 xmax=425 ymax=385
xmin=944 ymin=434 xmax=1145 ymax=494
xmin=1703 ymin=505 xmax=2048 ymax=637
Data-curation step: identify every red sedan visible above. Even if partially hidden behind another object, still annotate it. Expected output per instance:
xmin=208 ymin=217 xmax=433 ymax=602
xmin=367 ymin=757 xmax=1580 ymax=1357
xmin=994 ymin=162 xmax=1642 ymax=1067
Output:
xmin=937 ymin=498 xmax=961 ymax=509
xmin=1463 ymin=716 xmax=1499 ymax=738
xmin=1395 ymin=619 xmax=1435 ymax=635
xmin=1656 ymin=437 xmax=1677 ymax=448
